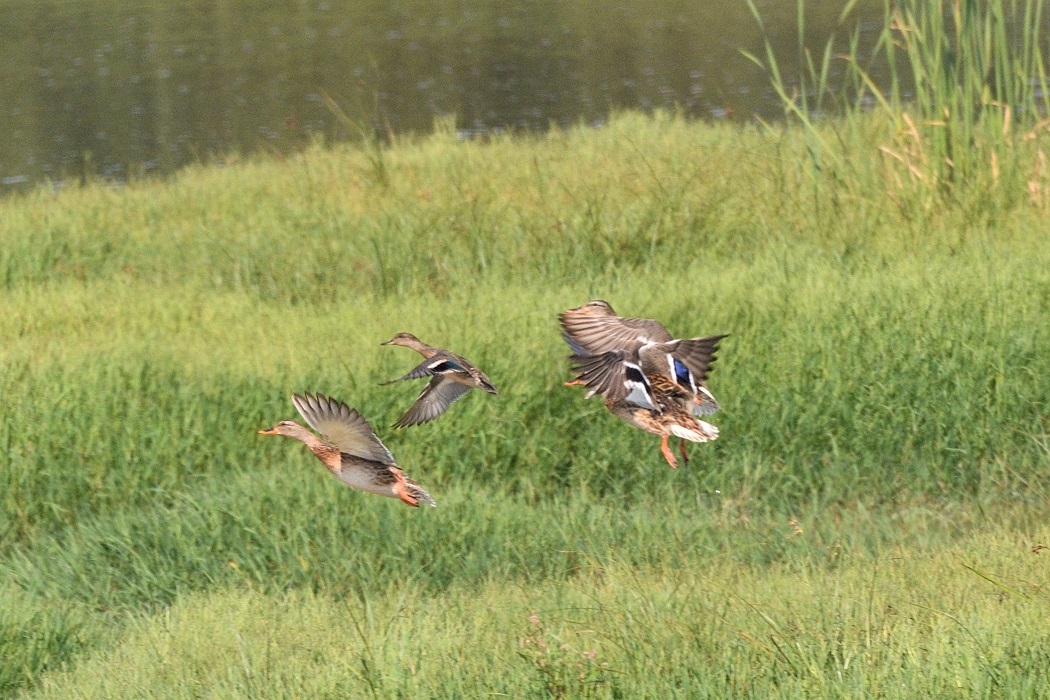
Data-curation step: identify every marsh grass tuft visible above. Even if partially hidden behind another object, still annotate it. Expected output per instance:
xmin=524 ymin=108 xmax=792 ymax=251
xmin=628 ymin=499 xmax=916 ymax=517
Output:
xmin=746 ymin=0 xmax=1050 ymax=214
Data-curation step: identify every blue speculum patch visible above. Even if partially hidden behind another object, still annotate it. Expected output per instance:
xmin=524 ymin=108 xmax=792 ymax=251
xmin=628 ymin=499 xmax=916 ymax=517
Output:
xmin=673 ymin=358 xmax=691 ymax=386
xmin=432 ymin=359 xmax=464 ymax=374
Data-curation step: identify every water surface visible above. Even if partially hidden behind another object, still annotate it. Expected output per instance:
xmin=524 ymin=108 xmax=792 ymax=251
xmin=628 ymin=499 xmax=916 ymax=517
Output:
xmin=0 ymin=0 xmax=886 ymax=190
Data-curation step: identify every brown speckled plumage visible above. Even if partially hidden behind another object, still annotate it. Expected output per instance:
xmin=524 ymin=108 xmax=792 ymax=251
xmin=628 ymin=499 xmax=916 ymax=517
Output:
xmin=259 ymin=393 xmax=435 ymax=507
xmin=382 ymin=332 xmax=498 ymax=428
xmin=561 ymin=300 xmax=726 ymax=469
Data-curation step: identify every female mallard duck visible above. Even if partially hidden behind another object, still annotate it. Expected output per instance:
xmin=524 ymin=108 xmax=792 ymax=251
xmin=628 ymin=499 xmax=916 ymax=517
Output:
xmin=560 ymin=300 xmax=727 ymax=468
xmin=568 ymin=339 xmax=723 ymax=469
xmin=258 ymin=392 xmax=435 ymax=507
xmin=559 ymin=300 xmax=724 ymax=415
xmin=381 ymin=332 xmax=497 ymax=428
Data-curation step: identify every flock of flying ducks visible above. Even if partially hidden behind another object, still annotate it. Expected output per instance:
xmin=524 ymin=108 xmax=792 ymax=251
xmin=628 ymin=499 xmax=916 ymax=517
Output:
xmin=258 ymin=300 xmax=727 ymax=507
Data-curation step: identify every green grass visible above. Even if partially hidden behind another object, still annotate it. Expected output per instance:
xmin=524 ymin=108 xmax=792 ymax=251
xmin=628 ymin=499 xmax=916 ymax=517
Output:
xmin=2 ymin=56 xmax=1050 ymax=696
xmin=18 ymin=519 xmax=1050 ymax=698
xmin=8 ymin=509 xmax=1050 ymax=698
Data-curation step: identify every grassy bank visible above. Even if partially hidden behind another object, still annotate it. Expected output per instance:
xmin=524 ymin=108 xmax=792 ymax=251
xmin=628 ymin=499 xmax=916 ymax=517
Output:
xmin=1 ymin=105 xmax=1049 ymax=696
xmin=20 ymin=516 xmax=1050 ymax=698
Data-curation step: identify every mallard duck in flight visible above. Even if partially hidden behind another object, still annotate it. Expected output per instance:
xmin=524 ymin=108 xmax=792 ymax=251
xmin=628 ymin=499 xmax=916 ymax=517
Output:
xmin=560 ymin=300 xmax=727 ymax=468
xmin=559 ymin=300 xmax=723 ymax=414
xmin=381 ymin=332 xmax=498 ymax=428
xmin=259 ymin=392 xmax=435 ymax=507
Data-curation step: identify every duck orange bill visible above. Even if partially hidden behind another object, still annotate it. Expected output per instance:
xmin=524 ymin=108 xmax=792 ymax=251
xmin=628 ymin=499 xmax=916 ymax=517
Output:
xmin=258 ymin=427 xmax=279 ymax=435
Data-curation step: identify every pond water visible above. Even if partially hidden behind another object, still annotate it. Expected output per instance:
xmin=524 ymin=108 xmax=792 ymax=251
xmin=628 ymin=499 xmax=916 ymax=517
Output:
xmin=0 ymin=0 xmax=888 ymax=191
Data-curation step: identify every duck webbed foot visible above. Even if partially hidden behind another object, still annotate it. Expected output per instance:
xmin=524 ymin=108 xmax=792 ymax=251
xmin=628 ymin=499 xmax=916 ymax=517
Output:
xmin=659 ymin=435 xmax=679 ymax=469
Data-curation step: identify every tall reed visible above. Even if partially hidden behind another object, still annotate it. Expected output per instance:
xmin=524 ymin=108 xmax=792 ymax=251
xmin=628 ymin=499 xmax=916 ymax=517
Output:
xmin=746 ymin=0 xmax=1050 ymax=213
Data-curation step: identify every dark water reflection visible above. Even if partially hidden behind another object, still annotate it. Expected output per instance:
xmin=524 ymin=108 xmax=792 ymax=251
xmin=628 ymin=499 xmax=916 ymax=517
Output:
xmin=0 ymin=0 xmax=886 ymax=190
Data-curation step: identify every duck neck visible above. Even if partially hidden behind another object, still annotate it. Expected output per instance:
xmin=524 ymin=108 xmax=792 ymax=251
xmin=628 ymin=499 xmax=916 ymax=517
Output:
xmin=279 ymin=421 xmax=319 ymax=446
xmin=282 ymin=422 xmax=341 ymax=468
xmin=401 ymin=337 xmax=439 ymax=358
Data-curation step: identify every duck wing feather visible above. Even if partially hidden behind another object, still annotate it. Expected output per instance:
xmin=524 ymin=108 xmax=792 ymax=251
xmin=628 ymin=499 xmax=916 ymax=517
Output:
xmin=292 ymin=393 xmax=395 ymax=464
xmin=559 ymin=313 xmax=673 ymax=355
xmin=393 ymin=377 xmax=472 ymax=428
